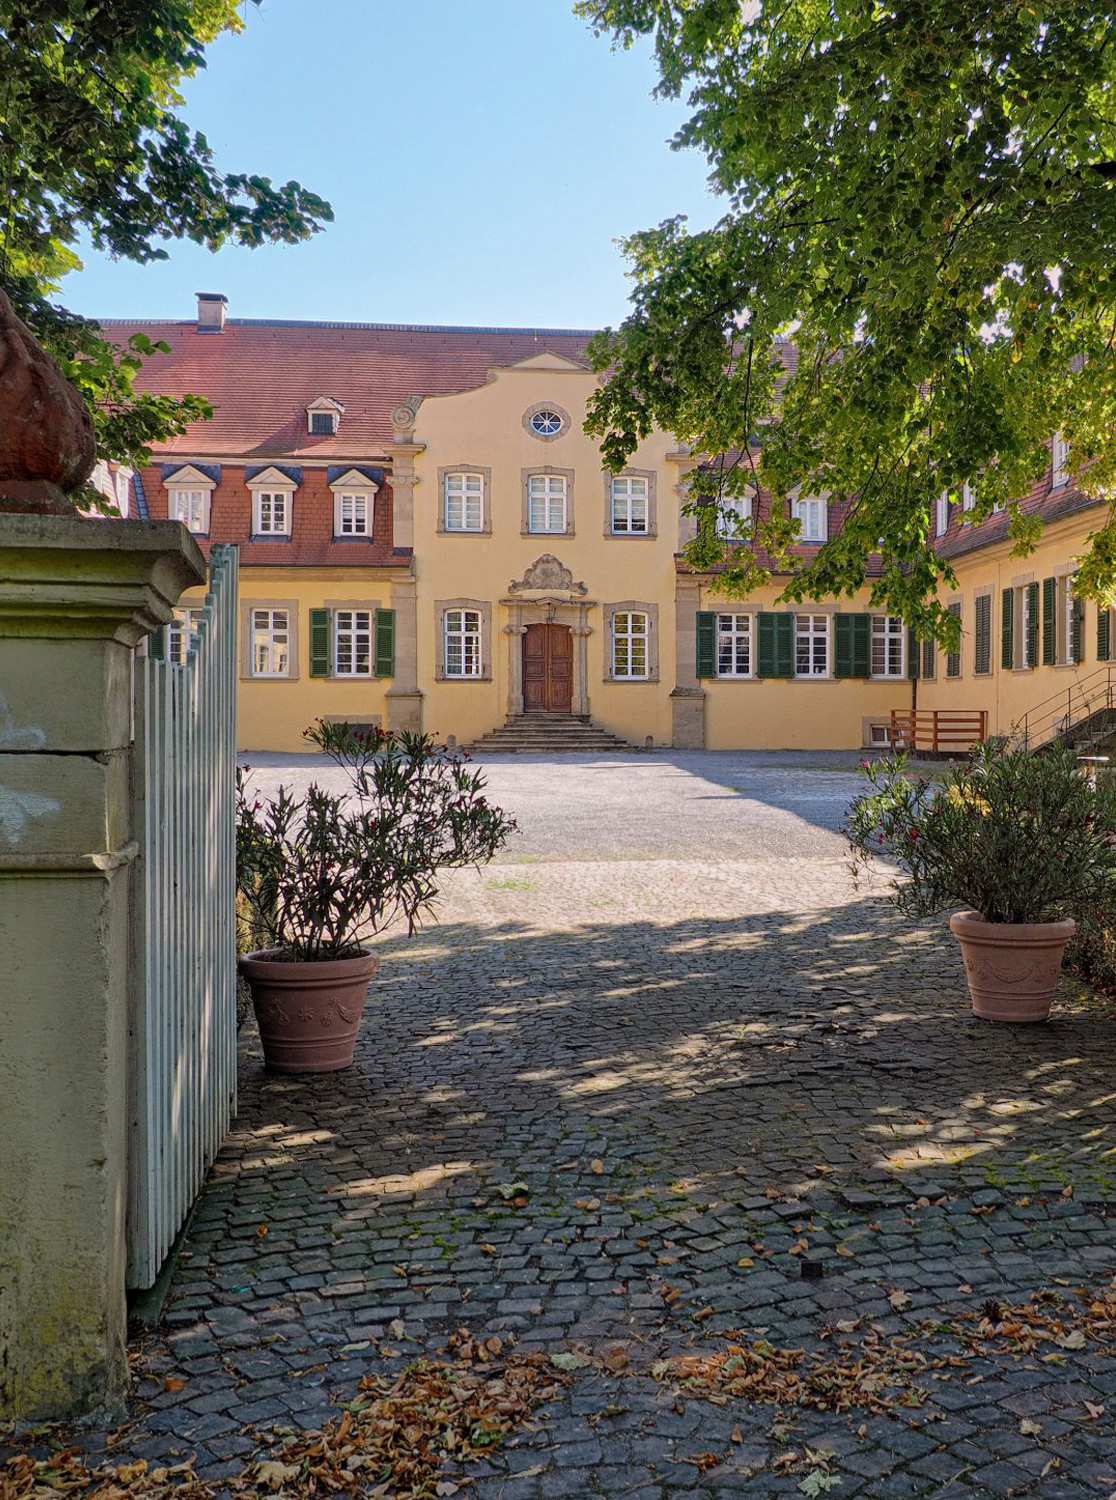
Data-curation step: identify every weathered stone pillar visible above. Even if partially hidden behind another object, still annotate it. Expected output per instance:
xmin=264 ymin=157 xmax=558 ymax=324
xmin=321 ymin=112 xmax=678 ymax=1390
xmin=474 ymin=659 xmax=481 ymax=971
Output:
xmin=386 ymin=574 xmax=423 ymax=733
xmin=572 ymin=616 xmax=592 ymax=717
xmin=505 ymin=609 xmax=526 ymax=717
xmin=0 ymin=514 xmax=204 ymax=1422
xmin=671 ymin=573 xmax=707 ymax=749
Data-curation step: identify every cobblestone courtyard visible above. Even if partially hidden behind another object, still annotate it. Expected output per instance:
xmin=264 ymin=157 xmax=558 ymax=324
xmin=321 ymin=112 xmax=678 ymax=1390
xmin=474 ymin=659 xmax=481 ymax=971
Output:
xmin=26 ymin=754 xmax=1116 ymax=1496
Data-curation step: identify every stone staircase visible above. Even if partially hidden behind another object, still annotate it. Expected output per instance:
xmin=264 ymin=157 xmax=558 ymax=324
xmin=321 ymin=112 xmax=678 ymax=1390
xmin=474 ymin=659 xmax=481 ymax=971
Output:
xmin=462 ymin=712 xmax=645 ymax=755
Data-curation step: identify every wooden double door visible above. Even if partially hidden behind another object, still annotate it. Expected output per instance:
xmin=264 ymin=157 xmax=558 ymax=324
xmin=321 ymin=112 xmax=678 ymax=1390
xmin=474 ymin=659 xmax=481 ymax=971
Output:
xmin=523 ymin=623 xmax=572 ymax=712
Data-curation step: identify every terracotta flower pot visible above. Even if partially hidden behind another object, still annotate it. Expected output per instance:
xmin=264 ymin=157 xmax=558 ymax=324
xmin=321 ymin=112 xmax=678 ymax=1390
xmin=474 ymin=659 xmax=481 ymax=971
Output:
xmin=237 ymin=949 xmax=378 ymax=1072
xmin=948 ymin=910 xmax=1075 ymax=1023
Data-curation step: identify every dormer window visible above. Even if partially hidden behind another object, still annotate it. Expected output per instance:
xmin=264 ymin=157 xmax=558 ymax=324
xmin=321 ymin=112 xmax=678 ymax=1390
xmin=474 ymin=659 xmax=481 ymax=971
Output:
xmin=246 ymin=466 xmax=298 ymax=539
xmin=163 ymin=464 xmax=217 ymax=535
xmin=329 ymin=468 xmax=380 ymax=539
xmin=307 ymin=396 xmax=344 ymax=436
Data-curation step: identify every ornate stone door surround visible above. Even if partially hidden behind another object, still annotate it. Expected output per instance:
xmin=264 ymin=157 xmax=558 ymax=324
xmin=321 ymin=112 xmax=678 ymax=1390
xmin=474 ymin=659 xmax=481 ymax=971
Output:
xmin=503 ymin=554 xmax=595 ymax=716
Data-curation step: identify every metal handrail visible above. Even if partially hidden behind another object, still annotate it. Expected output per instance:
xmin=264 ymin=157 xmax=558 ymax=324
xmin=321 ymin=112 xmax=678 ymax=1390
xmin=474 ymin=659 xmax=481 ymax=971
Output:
xmin=1018 ymin=664 xmax=1116 ymax=749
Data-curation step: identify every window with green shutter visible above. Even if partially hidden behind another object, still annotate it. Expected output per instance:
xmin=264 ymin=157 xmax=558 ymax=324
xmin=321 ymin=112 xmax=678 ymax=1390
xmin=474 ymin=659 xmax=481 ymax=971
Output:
xmin=1001 ymin=587 xmax=1014 ymax=670
xmin=374 ymin=607 xmax=396 ymax=677
xmin=834 ymin=613 xmax=870 ymax=678
xmin=1026 ymin=581 xmax=1039 ymax=668
xmin=1100 ymin=609 xmax=1112 ymax=663
xmin=695 ymin=611 xmax=716 ymax=678
xmin=907 ymin=625 xmax=918 ymax=680
xmin=309 ymin=607 xmax=332 ymax=678
xmin=757 ymin=612 xmax=795 ymax=678
xmin=974 ymin=594 xmax=992 ymax=675
xmin=1071 ymin=594 xmax=1084 ymax=665
xmin=1042 ymin=576 xmax=1057 ymax=665
xmin=946 ymin=602 xmax=962 ymax=678
xmin=921 ymin=638 xmax=936 ymax=679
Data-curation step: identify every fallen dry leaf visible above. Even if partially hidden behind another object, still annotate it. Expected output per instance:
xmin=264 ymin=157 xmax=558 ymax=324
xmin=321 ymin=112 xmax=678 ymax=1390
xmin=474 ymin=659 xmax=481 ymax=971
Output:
xmin=590 ymin=1159 xmax=604 ymax=1175
xmin=888 ymin=1289 xmax=912 ymax=1312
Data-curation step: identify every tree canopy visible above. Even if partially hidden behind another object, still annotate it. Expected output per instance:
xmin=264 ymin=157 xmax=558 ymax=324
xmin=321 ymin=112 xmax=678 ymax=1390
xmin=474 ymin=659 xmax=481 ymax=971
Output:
xmin=577 ymin=0 xmax=1116 ymax=638
xmin=0 ymin=0 xmax=331 ymax=491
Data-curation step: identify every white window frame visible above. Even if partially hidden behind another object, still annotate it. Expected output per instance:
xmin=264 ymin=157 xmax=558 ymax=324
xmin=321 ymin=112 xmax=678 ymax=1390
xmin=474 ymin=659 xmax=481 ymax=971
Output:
xmin=250 ymin=607 xmax=291 ymax=678
xmin=443 ymin=608 xmax=483 ymax=678
xmin=333 ymin=609 xmax=373 ymax=678
xmin=795 ymin=613 xmax=830 ymax=677
xmin=717 ymin=493 xmax=753 ymax=539
xmin=1020 ymin=586 xmax=1034 ymax=669
xmin=1052 ymin=432 xmax=1069 ymax=489
xmin=444 ymin=472 xmax=485 ymax=532
xmin=253 ymin=488 xmax=292 ymax=537
xmin=961 ymin=481 xmax=975 ymax=512
xmin=527 ymin=473 xmax=567 ymax=533
xmin=168 ymin=488 xmax=208 ymax=535
xmin=610 ymin=476 xmax=649 ymax=535
xmin=334 ymin=492 xmax=372 ymax=537
xmin=306 ymin=398 xmax=342 ymax=436
xmin=612 ymin=610 xmax=650 ymax=678
xmin=716 ymin=613 xmax=752 ymax=677
xmin=793 ymin=495 xmax=827 ymax=543
xmin=870 ymin=615 xmax=905 ymax=678
xmin=167 ymin=607 xmax=200 ymax=663
xmin=936 ymin=491 xmax=950 ymax=537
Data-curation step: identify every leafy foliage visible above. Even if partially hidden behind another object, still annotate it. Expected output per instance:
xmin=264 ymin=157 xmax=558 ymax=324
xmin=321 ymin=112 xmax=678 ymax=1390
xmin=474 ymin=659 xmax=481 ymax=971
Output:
xmin=236 ymin=723 xmax=517 ymax=961
xmin=846 ymin=740 xmax=1116 ymax=924
xmin=577 ymin=1 xmax=1116 ymax=639
xmin=0 ymin=1 xmax=331 ymax=482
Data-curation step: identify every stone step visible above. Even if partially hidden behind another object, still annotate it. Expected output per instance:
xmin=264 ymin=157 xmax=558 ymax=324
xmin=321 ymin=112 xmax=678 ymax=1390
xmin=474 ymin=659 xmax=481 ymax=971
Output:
xmin=462 ymin=714 xmax=643 ymax=754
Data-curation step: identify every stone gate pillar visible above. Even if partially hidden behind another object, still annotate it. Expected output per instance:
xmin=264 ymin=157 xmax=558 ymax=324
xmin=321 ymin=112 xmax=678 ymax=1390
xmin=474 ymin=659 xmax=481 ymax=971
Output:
xmin=0 ymin=513 xmax=204 ymax=1422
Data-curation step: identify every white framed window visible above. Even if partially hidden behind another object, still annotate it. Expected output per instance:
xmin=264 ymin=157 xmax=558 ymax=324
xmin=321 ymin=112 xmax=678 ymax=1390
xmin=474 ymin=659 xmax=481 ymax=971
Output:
xmin=612 ymin=610 xmax=649 ymax=678
xmin=528 ymin=474 xmax=567 ymax=533
xmin=795 ymin=614 xmax=829 ymax=676
xmin=717 ymin=494 xmax=753 ymax=539
xmin=961 ymin=481 xmax=975 ymax=512
xmin=444 ymin=608 xmax=483 ymax=677
xmin=167 ymin=607 xmax=200 ymax=663
xmin=793 ymin=495 xmax=827 ymax=543
xmin=251 ymin=608 xmax=290 ymax=677
xmin=871 ymin=615 xmax=905 ymax=677
xmin=1052 ymin=432 xmax=1069 ymax=489
xmin=253 ymin=489 xmax=291 ymax=536
xmin=936 ymin=491 xmax=950 ymax=537
xmin=306 ymin=398 xmax=343 ymax=435
xmin=529 ymin=409 xmax=564 ymax=437
xmin=335 ymin=492 xmax=371 ymax=536
xmin=611 ymin=477 xmax=649 ymax=534
xmin=168 ymin=489 xmax=207 ymax=534
xmin=445 ymin=472 xmax=485 ymax=532
xmin=334 ymin=609 xmax=372 ymax=677
xmin=716 ymin=613 xmax=752 ymax=677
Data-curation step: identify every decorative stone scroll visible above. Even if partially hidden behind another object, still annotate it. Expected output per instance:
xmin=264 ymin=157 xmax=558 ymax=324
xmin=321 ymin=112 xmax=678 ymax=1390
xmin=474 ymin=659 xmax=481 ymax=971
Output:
xmin=508 ymin=553 xmax=588 ymax=596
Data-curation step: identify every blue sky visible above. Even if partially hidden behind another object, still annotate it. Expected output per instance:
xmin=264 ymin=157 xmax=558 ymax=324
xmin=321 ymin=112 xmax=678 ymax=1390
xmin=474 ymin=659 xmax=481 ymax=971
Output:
xmin=64 ymin=1 xmax=721 ymax=330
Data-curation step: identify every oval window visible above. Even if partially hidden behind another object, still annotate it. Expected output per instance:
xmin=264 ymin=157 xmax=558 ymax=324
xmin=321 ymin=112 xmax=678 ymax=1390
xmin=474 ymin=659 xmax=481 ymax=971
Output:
xmin=529 ymin=409 xmax=564 ymax=437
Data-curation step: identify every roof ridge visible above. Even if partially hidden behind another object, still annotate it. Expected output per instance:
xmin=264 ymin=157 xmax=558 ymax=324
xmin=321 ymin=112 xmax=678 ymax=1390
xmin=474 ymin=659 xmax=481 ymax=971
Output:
xmin=97 ymin=316 xmax=599 ymax=337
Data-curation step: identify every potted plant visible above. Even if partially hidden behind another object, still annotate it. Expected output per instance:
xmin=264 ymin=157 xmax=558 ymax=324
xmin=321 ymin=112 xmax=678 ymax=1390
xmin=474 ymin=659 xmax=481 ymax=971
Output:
xmin=846 ymin=739 xmax=1116 ymax=1022
xmin=236 ymin=721 xmax=516 ymax=1071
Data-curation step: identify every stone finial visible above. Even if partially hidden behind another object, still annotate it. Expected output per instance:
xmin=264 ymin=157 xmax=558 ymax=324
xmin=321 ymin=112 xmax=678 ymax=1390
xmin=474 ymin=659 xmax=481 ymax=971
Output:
xmin=0 ymin=288 xmax=96 ymax=513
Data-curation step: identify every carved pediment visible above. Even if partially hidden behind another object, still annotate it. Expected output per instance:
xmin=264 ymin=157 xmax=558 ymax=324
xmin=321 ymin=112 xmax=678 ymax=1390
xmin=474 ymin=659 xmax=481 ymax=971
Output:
xmin=509 ymin=554 xmax=587 ymax=596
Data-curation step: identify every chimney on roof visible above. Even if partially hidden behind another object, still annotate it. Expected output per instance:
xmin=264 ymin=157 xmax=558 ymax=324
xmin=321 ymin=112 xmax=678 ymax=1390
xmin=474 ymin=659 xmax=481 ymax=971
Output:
xmin=196 ymin=292 xmax=227 ymax=333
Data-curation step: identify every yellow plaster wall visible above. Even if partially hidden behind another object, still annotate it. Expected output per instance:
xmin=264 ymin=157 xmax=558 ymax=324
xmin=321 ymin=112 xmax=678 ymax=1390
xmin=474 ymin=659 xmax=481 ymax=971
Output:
xmin=698 ymin=583 xmax=910 ymax=751
xmin=918 ymin=508 xmax=1108 ymax=740
xmin=412 ymin=356 xmax=681 ymax=747
xmin=179 ymin=568 xmax=395 ymax=752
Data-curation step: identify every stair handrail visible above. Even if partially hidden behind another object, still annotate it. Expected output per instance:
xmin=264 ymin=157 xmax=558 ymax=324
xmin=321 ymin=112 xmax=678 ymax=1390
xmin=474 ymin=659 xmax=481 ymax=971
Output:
xmin=1018 ymin=664 xmax=1116 ymax=749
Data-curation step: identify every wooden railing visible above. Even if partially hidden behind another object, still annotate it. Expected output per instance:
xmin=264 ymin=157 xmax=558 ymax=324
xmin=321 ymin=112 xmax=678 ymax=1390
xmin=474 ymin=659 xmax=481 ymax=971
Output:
xmin=889 ymin=709 xmax=988 ymax=753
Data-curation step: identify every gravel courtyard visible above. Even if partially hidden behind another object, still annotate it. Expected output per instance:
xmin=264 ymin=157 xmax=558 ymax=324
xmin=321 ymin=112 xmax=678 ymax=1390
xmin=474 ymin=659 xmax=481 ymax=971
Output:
xmin=21 ymin=753 xmax=1116 ymax=1497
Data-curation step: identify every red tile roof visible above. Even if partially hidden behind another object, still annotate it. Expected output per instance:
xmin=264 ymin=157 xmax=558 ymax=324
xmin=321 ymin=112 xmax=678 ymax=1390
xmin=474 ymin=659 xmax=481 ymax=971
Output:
xmin=103 ymin=318 xmax=595 ymax=459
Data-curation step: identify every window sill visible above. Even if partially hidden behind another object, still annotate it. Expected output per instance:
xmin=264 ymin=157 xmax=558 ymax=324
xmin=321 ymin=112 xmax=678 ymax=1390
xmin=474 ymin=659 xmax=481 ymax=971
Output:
xmin=437 ymin=673 xmax=492 ymax=683
xmin=246 ymin=673 xmax=295 ymax=682
xmin=605 ymin=530 xmax=657 ymax=539
xmin=331 ymin=533 xmax=374 ymax=542
xmin=607 ymin=676 xmax=658 ymax=684
xmin=250 ymin=534 xmax=292 ymax=543
xmin=438 ymin=527 xmax=492 ymax=537
xmin=523 ymin=528 xmax=574 ymax=538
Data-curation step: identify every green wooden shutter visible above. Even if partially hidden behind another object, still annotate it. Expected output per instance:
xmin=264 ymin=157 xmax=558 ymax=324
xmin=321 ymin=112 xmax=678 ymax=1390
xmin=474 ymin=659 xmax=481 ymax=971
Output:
xmin=1099 ymin=608 xmax=1111 ymax=663
xmin=148 ymin=625 xmax=166 ymax=661
xmin=758 ymin=612 xmax=794 ymax=678
xmin=907 ymin=625 xmax=919 ymax=680
xmin=1001 ymin=587 xmax=1014 ymax=670
xmin=922 ymin=638 xmax=936 ymax=679
xmin=974 ymin=594 xmax=991 ymax=675
xmin=1026 ymin=581 xmax=1039 ymax=668
xmin=1071 ymin=594 xmax=1084 ymax=664
xmin=835 ymin=613 xmax=870 ymax=678
xmin=309 ymin=607 xmax=332 ymax=678
xmin=696 ymin=611 xmax=717 ymax=678
xmin=374 ymin=607 xmax=396 ymax=677
xmin=1042 ymin=576 xmax=1056 ymax=665
xmin=946 ymin=601 xmax=962 ymax=678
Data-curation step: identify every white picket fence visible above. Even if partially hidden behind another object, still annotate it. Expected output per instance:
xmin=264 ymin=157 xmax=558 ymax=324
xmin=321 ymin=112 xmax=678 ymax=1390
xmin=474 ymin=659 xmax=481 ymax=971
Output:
xmin=128 ymin=544 xmax=239 ymax=1289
